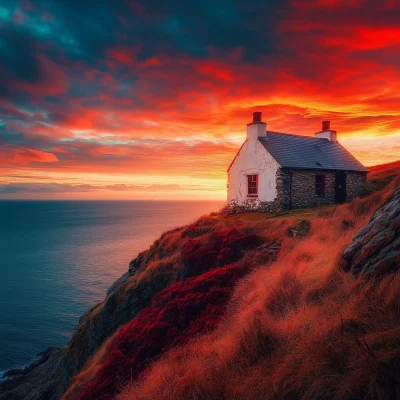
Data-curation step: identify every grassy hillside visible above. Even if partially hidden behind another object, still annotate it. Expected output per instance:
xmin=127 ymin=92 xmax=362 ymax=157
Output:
xmin=64 ymin=163 xmax=400 ymax=400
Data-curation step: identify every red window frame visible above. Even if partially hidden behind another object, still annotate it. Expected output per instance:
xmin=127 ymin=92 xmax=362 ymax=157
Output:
xmin=315 ymin=174 xmax=326 ymax=197
xmin=247 ymin=175 xmax=258 ymax=197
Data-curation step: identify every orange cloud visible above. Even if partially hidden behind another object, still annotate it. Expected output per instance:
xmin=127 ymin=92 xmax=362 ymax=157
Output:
xmin=1 ymin=0 xmax=399 ymax=199
xmin=0 ymin=147 xmax=59 ymax=166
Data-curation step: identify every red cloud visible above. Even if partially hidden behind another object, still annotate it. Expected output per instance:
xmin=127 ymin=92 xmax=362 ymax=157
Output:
xmin=321 ymin=27 xmax=400 ymax=51
xmin=0 ymin=147 xmax=59 ymax=166
xmin=2 ymin=0 xmax=400 ymax=199
xmin=106 ymin=45 xmax=141 ymax=66
xmin=197 ymin=61 xmax=234 ymax=81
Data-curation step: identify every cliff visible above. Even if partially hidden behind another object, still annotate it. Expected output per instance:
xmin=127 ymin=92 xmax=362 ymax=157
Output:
xmin=1 ymin=161 xmax=399 ymax=400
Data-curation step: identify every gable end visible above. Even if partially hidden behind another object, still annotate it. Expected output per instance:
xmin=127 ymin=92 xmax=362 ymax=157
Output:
xmin=228 ymin=139 xmax=281 ymax=173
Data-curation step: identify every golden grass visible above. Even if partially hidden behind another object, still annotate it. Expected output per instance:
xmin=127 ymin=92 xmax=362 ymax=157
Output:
xmin=63 ymin=162 xmax=399 ymax=400
xmin=115 ymin=167 xmax=400 ymax=400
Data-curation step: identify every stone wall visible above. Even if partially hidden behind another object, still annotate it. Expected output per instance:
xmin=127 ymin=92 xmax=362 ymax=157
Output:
xmin=224 ymin=168 xmax=367 ymax=214
xmin=289 ymin=169 xmax=336 ymax=209
xmin=288 ymin=169 xmax=367 ymax=209
xmin=347 ymin=172 xmax=368 ymax=201
xmin=279 ymin=168 xmax=292 ymax=210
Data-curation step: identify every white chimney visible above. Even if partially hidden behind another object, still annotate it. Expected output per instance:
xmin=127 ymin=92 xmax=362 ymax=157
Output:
xmin=247 ymin=112 xmax=267 ymax=141
xmin=315 ymin=120 xmax=337 ymax=142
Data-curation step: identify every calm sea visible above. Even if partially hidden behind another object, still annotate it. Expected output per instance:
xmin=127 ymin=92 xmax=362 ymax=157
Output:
xmin=0 ymin=200 xmax=223 ymax=373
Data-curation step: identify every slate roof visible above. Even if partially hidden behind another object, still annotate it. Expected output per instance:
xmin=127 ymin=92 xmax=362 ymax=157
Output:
xmin=258 ymin=132 xmax=368 ymax=172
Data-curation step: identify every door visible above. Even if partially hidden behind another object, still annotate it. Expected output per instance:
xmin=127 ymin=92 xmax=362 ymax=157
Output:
xmin=335 ymin=171 xmax=347 ymax=203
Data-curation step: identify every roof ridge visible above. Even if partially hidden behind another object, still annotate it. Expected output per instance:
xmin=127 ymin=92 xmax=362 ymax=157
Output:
xmin=257 ymin=130 xmax=368 ymax=172
xmin=261 ymin=131 xmax=329 ymax=141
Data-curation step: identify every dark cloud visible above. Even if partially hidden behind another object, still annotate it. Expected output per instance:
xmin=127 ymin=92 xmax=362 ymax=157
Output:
xmin=2 ymin=0 xmax=285 ymax=73
xmin=0 ymin=0 xmax=399 ymax=197
xmin=0 ymin=29 xmax=42 ymax=81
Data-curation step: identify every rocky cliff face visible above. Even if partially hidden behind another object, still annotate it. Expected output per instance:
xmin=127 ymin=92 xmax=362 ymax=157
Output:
xmin=341 ymin=189 xmax=400 ymax=278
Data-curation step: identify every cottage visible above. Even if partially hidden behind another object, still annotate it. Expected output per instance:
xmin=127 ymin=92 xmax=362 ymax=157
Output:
xmin=227 ymin=112 xmax=368 ymax=212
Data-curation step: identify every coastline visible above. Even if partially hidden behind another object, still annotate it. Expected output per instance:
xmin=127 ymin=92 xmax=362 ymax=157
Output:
xmin=1 ymin=347 xmax=56 ymax=381
xmin=0 ymin=257 xmax=135 ymax=397
xmin=0 ymin=200 xmax=223 ymax=379
xmin=0 ymin=347 xmax=64 ymax=383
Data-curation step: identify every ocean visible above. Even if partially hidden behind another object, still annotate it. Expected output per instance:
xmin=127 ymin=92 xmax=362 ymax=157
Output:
xmin=0 ymin=200 xmax=223 ymax=373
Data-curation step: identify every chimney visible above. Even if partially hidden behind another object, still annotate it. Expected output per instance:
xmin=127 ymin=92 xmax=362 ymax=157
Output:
xmin=253 ymin=112 xmax=262 ymax=123
xmin=315 ymin=120 xmax=337 ymax=143
xmin=322 ymin=120 xmax=330 ymax=131
xmin=247 ymin=112 xmax=267 ymax=141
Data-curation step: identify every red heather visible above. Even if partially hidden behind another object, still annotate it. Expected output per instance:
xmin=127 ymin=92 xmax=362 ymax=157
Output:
xmin=78 ymin=263 xmax=249 ymax=400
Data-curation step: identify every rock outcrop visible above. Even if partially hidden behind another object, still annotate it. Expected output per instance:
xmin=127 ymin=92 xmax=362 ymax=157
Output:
xmin=0 ymin=347 xmax=67 ymax=400
xmin=287 ymin=219 xmax=311 ymax=238
xmin=341 ymin=189 xmax=400 ymax=277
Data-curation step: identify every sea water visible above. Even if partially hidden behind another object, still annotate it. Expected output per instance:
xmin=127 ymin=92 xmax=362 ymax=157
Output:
xmin=0 ymin=200 xmax=222 ymax=372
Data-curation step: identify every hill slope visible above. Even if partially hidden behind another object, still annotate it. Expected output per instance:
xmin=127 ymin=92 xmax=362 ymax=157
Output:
xmin=1 ymin=162 xmax=399 ymax=400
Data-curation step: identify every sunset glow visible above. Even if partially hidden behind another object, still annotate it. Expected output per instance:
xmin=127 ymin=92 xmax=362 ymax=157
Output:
xmin=1 ymin=1 xmax=399 ymax=199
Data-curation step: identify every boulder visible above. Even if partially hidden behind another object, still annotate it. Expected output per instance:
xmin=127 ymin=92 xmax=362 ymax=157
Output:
xmin=341 ymin=189 xmax=400 ymax=277
xmin=257 ymin=242 xmax=281 ymax=262
xmin=287 ymin=220 xmax=311 ymax=238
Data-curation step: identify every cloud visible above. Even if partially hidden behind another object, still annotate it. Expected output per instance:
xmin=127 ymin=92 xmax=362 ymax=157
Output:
xmin=0 ymin=146 xmax=59 ymax=165
xmin=0 ymin=182 xmax=204 ymax=194
xmin=0 ymin=26 xmax=68 ymax=100
xmin=0 ymin=0 xmax=399 ymax=198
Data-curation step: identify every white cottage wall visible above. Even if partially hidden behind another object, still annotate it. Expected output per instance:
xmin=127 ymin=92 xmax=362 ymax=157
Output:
xmin=227 ymin=139 xmax=280 ymax=204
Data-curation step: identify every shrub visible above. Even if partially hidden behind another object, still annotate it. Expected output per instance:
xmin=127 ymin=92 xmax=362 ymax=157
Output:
xmin=77 ymin=263 xmax=249 ymax=400
xmin=181 ymin=225 xmax=212 ymax=238
xmin=180 ymin=228 xmax=262 ymax=279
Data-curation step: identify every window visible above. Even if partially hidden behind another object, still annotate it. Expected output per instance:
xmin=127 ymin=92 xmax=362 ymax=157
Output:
xmin=315 ymin=174 xmax=326 ymax=197
xmin=247 ymin=175 xmax=258 ymax=197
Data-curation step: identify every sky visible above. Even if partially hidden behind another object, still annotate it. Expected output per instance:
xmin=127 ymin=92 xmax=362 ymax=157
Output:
xmin=0 ymin=0 xmax=399 ymax=200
